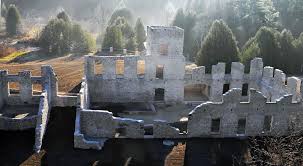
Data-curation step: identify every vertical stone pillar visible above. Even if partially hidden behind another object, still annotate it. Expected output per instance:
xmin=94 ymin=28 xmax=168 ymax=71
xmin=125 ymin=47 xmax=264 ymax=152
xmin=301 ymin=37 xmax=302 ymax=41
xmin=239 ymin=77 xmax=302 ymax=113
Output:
xmin=230 ymin=62 xmax=244 ymax=89
xmin=19 ymin=71 xmax=32 ymax=103
xmin=249 ymin=58 xmax=263 ymax=90
xmin=210 ymin=63 xmax=225 ymax=102
xmin=286 ymin=77 xmax=302 ymax=103
xmin=261 ymin=67 xmax=274 ymax=102
xmin=85 ymin=55 xmax=95 ymax=80
xmin=123 ymin=49 xmax=127 ymax=55
xmin=272 ymin=69 xmax=286 ymax=102
xmin=42 ymin=65 xmax=58 ymax=103
xmin=0 ymin=70 xmax=8 ymax=107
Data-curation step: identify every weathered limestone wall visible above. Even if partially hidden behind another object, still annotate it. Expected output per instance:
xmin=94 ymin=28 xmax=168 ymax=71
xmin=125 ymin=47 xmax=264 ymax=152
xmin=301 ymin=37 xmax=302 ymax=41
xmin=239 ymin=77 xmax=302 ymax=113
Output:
xmin=86 ymin=26 xmax=186 ymax=104
xmin=146 ymin=26 xmax=184 ymax=57
xmin=0 ymin=70 xmax=7 ymax=109
xmin=153 ymin=120 xmax=182 ymax=138
xmin=187 ymin=89 xmax=303 ymax=138
xmin=185 ymin=58 xmax=301 ymax=103
xmin=0 ymin=69 xmax=46 ymax=106
xmin=34 ymin=88 xmax=50 ymax=152
xmin=34 ymin=65 xmax=54 ymax=152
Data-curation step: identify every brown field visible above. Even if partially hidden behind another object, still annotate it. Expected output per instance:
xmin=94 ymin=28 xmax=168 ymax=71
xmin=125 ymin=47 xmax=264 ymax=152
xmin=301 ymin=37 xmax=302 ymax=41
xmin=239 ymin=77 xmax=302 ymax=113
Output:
xmin=0 ymin=54 xmax=85 ymax=93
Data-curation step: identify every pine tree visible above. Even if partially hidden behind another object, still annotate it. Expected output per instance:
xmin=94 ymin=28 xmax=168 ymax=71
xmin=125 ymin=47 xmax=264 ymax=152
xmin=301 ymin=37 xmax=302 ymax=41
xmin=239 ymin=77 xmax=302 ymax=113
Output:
xmin=109 ymin=8 xmax=134 ymax=25
xmin=196 ymin=20 xmax=240 ymax=73
xmin=102 ymin=25 xmax=123 ymax=50
xmin=172 ymin=9 xmax=185 ymax=28
xmin=39 ymin=11 xmax=95 ymax=55
xmin=293 ymin=33 xmax=303 ymax=73
xmin=1 ymin=3 xmax=7 ymax=18
xmin=71 ymin=24 xmax=96 ymax=53
xmin=6 ymin=5 xmax=21 ymax=36
xmin=134 ymin=18 xmax=146 ymax=51
xmin=279 ymin=29 xmax=295 ymax=73
xmin=255 ymin=27 xmax=281 ymax=68
xmin=125 ymin=37 xmax=137 ymax=52
xmin=57 ymin=11 xmax=70 ymax=22
xmin=172 ymin=9 xmax=196 ymax=60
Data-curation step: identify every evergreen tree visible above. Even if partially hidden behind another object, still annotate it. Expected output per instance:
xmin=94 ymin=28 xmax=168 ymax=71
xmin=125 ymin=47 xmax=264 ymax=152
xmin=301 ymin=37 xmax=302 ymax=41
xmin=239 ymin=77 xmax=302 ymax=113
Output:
xmin=125 ymin=37 xmax=137 ymax=52
xmin=57 ymin=11 xmax=71 ymax=22
xmin=172 ymin=9 xmax=185 ymax=28
xmin=240 ymin=27 xmax=300 ymax=74
xmin=172 ymin=9 xmax=196 ymax=61
xmin=39 ymin=12 xmax=95 ymax=55
xmin=293 ymin=33 xmax=303 ymax=73
xmin=113 ymin=17 xmax=134 ymax=39
xmin=1 ymin=3 xmax=7 ymax=18
xmin=109 ymin=8 xmax=134 ymax=25
xmin=279 ymin=29 xmax=296 ymax=73
xmin=39 ymin=18 xmax=72 ymax=54
xmin=6 ymin=5 xmax=21 ymax=36
xmin=72 ymin=24 xmax=96 ymax=53
xmin=102 ymin=25 xmax=123 ymax=50
xmin=134 ymin=18 xmax=146 ymax=51
xmin=255 ymin=27 xmax=281 ymax=68
xmin=196 ymin=20 xmax=240 ymax=73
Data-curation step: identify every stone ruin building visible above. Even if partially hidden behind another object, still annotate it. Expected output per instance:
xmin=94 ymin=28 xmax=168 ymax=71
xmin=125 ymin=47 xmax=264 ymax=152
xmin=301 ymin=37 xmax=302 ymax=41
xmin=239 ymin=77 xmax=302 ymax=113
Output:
xmin=0 ymin=26 xmax=302 ymax=152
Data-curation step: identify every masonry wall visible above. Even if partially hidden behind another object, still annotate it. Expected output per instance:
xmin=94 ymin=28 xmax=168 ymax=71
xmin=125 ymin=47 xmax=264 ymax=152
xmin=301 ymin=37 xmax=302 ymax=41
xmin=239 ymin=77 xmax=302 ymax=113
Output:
xmin=86 ymin=26 xmax=186 ymax=104
xmin=0 ymin=70 xmax=43 ymax=106
xmin=34 ymin=66 xmax=54 ymax=152
xmin=0 ymin=71 xmax=5 ymax=109
xmin=185 ymin=58 xmax=301 ymax=103
xmin=187 ymin=89 xmax=303 ymax=138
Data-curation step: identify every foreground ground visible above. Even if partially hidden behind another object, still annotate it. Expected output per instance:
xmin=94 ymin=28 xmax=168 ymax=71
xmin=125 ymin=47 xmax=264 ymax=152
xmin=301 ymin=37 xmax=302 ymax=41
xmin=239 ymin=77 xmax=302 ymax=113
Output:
xmin=0 ymin=107 xmax=248 ymax=166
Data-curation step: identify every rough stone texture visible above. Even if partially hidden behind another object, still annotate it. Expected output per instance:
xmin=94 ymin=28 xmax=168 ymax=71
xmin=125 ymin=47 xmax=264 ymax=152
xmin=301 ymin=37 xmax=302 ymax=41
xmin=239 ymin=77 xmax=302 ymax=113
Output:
xmin=76 ymin=26 xmax=303 ymax=151
xmin=87 ymin=26 xmax=185 ymax=104
xmin=115 ymin=117 xmax=145 ymax=138
xmin=81 ymin=110 xmax=117 ymax=138
xmin=74 ymin=108 xmax=108 ymax=150
xmin=153 ymin=120 xmax=181 ymax=138
xmin=0 ymin=70 xmax=7 ymax=109
xmin=34 ymin=90 xmax=50 ymax=152
xmin=210 ymin=63 xmax=225 ymax=102
xmin=188 ymin=89 xmax=303 ymax=138
xmin=230 ymin=62 xmax=244 ymax=89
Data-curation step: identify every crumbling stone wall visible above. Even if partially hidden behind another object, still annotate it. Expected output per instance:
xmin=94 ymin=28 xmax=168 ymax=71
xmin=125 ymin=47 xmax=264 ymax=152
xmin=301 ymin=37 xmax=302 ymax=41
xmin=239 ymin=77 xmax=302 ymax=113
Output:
xmin=86 ymin=26 xmax=185 ymax=104
xmin=34 ymin=65 xmax=55 ymax=152
xmin=187 ymin=89 xmax=303 ymax=138
xmin=185 ymin=58 xmax=302 ymax=103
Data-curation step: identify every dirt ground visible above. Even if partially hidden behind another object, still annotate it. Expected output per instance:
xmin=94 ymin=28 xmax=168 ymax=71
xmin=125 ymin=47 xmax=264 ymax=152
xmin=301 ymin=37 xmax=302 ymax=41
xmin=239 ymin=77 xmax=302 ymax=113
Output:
xmin=0 ymin=53 xmax=85 ymax=93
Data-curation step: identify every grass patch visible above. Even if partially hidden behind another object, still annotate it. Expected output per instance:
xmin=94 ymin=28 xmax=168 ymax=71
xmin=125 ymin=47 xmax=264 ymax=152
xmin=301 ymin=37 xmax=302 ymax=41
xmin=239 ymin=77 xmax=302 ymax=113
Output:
xmin=0 ymin=50 xmax=30 ymax=63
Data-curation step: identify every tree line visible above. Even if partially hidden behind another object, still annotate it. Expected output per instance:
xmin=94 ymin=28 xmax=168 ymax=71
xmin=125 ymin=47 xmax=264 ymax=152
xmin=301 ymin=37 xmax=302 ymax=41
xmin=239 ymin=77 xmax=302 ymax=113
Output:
xmin=173 ymin=0 xmax=303 ymax=74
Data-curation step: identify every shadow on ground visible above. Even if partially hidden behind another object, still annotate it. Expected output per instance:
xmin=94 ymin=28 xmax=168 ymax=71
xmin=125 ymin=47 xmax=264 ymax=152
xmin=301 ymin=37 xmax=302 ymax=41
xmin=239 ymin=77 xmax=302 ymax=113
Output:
xmin=0 ymin=107 xmax=248 ymax=166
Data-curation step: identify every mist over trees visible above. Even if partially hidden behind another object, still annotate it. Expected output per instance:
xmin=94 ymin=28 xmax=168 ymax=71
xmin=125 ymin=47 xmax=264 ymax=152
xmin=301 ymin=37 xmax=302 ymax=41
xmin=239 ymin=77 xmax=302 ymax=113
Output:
xmin=175 ymin=0 xmax=303 ymax=74
xmin=2 ymin=0 xmax=303 ymax=73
